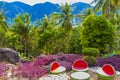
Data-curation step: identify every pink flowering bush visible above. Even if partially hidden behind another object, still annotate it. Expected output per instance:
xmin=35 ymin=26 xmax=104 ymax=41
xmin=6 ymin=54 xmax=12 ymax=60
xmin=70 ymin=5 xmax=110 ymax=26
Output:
xmin=59 ymin=61 xmax=72 ymax=72
xmin=33 ymin=55 xmax=53 ymax=66
xmin=11 ymin=54 xmax=84 ymax=78
xmin=0 ymin=63 xmax=6 ymax=77
xmin=62 ymin=54 xmax=83 ymax=63
xmin=12 ymin=62 xmax=48 ymax=78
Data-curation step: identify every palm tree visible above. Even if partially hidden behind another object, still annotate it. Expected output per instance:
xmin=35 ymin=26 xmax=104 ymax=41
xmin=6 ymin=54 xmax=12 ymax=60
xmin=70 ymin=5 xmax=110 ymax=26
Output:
xmin=0 ymin=13 xmax=8 ymax=31
xmin=35 ymin=15 xmax=52 ymax=34
xmin=92 ymin=0 xmax=120 ymax=54
xmin=0 ymin=3 xmax=8 ymax=47
xmin=41 ymin=15 xmax=50 ymax=31
xmin=0 ymin=1 xmax=8 ymax=31
xmin=51 ymin=3 xmax=74 ymax=31
xmin=91 ymin=0 xmax=120 ymax=18
xmin=78 ymin=8 xmax=93 ymax=24
xmin=11 ymin=13 xmax=33 ymax=56
xmin=0 ymin=13 xmax=8 ymax=47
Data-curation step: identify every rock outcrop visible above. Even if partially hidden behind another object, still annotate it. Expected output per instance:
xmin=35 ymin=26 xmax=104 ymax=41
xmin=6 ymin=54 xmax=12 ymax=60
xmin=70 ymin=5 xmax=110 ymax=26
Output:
xmin=0 ymin=48 xmax=20 ymax=64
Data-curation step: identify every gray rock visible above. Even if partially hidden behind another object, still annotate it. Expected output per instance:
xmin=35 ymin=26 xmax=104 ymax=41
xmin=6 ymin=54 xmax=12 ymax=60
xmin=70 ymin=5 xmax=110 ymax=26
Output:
xmin=0 ymin=48 xmax=20 ymax=64
xmin=20 ymin=58 xmax=30 ymax=63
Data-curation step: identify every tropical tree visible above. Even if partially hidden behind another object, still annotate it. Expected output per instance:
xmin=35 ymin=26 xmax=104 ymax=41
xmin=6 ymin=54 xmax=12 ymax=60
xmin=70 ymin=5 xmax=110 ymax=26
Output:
xmin=69 ymin=27 xmax=82 ymax=53
xmin=113 ymin=14 xmax=120 ymax=49
xmin=80 ymin=15 xmax=115 ymax=54
xmin=0 ymin=14 xmax=8 ymax=47
xmin=0 ymin=14 xmax=8 ymax=31
xmin=78 ymin=8 xmax=93 ymax=24
xmin=0 ymin=1 xmax=8 ymax=31
xmin=35 ymin=15 xmax=55 ymax=34
xmin=40 ymin=15 xmax=51 ymax=31
xmin=51 ymin=3 xmax=74 ymax=31
xmin=91 ymin=0 xmax=120 ymax=18
xmin=10 ymin=13 xmax=33 ymax=56
xmin=0 ymin=3 xmax=8 ymax=47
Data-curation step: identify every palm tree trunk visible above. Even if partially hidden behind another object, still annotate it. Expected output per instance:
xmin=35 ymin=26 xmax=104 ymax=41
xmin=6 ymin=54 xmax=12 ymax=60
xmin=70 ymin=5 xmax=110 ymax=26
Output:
xmin=25 ymin=41 xmax=27 ymax=56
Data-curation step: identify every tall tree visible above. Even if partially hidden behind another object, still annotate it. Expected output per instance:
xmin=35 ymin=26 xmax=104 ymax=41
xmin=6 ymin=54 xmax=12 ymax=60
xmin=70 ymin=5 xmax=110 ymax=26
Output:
xmin=51 ymin=3 xmax=74 ymax=31
xmin=92 ymin=0 xmax=120 ymax=18
xmin=0 ymin=2 xmax=8 ymax=31
xmin=0 ymin=2 xmax=8 ymax=47
xmin=11 ymin=13 xmax=33 ymax=56
xmin=78 ymin=8 xmax=93 ymax=24
xmin=0 ymin=14 xmax=8 ymax=31
xmin=80 ymin=15 xmax=115 ymax=53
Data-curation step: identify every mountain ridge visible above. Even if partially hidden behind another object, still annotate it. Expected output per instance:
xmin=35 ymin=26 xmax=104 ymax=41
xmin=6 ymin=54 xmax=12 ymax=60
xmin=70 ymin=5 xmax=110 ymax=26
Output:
xmin=0 ymin=1 xmax=90 ymax=21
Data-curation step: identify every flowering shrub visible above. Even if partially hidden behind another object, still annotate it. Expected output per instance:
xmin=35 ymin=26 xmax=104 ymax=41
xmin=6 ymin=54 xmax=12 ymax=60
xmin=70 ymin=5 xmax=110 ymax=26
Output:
xmin=59 ymin=61 xmax=72 ymax=72
xmin=33 ymin=55 xmax=53 ymax=66
xmin=52 ymin=54 xmax=64 ymax=60
xmin=0 ymin=63 xmax=6 ymax=77
xmin=1 ymin=54 xmax=120 ymax=79
xmin=62 ymin=54 xmax=83 ymax=63
xmin=12 ymin=62 xmax=48 ymax=78
xmin=96 ymin=56 xmax=120 ymax=71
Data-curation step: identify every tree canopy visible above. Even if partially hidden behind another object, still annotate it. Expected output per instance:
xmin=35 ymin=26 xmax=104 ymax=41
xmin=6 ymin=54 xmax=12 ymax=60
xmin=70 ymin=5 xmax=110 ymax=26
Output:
xmin=80 ymin=15 xmax=115 ymax=52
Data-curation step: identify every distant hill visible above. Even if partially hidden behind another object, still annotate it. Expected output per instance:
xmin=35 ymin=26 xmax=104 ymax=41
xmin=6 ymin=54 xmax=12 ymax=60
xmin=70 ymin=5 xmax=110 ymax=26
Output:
xmin=0 ymin=1 xmax=90 ymax=21
xmin=29 ymin=2 xmax=59 ymax=20
xmin=71 ymin=2 xmax=91 ymax=14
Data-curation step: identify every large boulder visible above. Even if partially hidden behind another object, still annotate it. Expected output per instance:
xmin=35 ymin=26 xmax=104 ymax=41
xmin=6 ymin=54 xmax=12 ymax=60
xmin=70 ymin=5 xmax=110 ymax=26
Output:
xmin=0 ymin=48 xmax=20 ymax=64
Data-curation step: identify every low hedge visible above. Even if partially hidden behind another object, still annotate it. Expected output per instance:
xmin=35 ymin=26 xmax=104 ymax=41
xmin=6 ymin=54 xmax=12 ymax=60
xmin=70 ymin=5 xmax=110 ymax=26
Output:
xmin=82 ymin=48 xmax=99 ymax=57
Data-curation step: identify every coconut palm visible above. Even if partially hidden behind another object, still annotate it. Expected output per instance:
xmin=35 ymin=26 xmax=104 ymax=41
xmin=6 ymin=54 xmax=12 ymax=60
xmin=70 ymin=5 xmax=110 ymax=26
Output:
xmin=91 ymin=0 xmax=120 ymax=54
xmin=51 ymin=3 xmax=75 ymax=31
xmin=35 ymin=15 xmax=52 ymax=34
xmin=0 ymin=1 xmax=8 ymax=31
xmin=11 ymin=13 xmax=33 ymax=56
xmin=0 ymin=13 xmax=8 ymax=47
xmin=0 ymin=13 xmax=8 ymax=31
xmin=41 ymin=15 xmax=50 ymax=31
xmin=91 ymin=0 xmax=120 ymax=18
xmin=78 ymin=8 xmax=93 ymax=23
xmin=0 ymin=4 xmax=8 ymax=47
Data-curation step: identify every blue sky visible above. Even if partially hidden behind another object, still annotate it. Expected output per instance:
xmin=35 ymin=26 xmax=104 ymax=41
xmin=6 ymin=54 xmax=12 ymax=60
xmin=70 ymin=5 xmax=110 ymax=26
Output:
xmin=0 ymin=0 xmax=92 ymax=5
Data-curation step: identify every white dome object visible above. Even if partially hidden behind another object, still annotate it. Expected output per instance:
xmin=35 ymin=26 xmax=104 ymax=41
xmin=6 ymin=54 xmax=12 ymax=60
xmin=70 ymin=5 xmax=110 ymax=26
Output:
xmin=71 ymin=72 xmax=90 ymax=80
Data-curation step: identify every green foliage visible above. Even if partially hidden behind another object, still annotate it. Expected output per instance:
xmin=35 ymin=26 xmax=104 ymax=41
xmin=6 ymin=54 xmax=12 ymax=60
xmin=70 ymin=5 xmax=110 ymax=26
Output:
xmin=102 ymin=50 xmax=119 ymax=58
xmin=69 ymin=27 xmax=82 ymax=53
xmin=51 ymin=3 xmax=74 ymax=31
xmin=38 ymin=26 xmax=70 ymax=54
xmin=38 ymin=25 xmax=58 ymax=54
xmin=116 ymin=50 xmax=120 ymax=54
xmin=5 ymin=31 xmax=23 ymax=50
xmin=80 ymin=15 xmax=115 ymax=52
xmin=0 ymin=2 xmax=119 ymax=58
xmin=84 ymin=56 xmax=96 ymax=66
xmin=0 ymin=13 xmax=8 ymax=47
xmin=18 ymin=52 xmax=33 ymax=61
xmin=92 ymin=0 xmax=120 ymax=18
xmin=113 ymin=14 xmax=120 ymax=50
xmin=11 ymin=13 xmax=33 ymax=55
xmin=82 ymin=48 xmax=99 ymax=57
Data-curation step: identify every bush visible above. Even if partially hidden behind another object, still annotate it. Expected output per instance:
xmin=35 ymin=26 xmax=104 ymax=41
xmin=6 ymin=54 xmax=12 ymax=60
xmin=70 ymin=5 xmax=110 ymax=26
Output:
xmin=82 ymin=48 xmax=99 ymax=57
xmin=95 ymin=56 xmax=120 ymax=71
xmin=12 ymin=62 xmax=48 ymax=78
xmin=80 ymin=15 xmax=115 ymax=52
xmin=84 ymin=56 xmax=96 ymax=67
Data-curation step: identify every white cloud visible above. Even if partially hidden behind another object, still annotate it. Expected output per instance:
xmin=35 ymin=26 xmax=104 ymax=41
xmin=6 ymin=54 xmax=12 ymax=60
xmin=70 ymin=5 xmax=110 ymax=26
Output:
xmin=0 ymin=0 xmax=92 ymax=5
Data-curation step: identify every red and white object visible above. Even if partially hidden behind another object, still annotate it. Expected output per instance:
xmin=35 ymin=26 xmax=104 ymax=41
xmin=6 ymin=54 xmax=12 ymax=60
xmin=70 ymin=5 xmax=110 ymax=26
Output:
xmin=97 ymin=64 xmax=115 ymax=76
xmin=72 ymin=59 xmax=88 ymax=71
xmin=50 ymin=62 xmax=66 ymax=73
